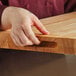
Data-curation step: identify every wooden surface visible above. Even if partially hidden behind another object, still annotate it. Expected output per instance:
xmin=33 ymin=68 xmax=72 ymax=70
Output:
xmin=0 ymin=12 xmax=76 ymax=55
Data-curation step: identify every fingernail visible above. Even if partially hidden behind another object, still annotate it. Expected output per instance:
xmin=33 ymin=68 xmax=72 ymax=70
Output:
xmin=46 ymin=31 xmax=50 ymax=34
xmin=29 ymin=42 xmax=33 ymax=45
xmin=36 ymin=40 xmax=40 ymax=45
xmin=44 ymin=30 xmax=50 ymax=34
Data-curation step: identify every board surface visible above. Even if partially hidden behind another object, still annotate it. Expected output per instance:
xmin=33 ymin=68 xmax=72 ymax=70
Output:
xmin=0 ymin=12 xmax=76 ymax=55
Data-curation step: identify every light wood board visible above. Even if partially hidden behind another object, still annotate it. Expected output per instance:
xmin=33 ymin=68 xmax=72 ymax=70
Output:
xmin=0 ymin=12 xmax=76 ymax=55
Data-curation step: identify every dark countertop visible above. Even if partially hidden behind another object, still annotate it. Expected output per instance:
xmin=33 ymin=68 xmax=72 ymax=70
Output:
xmin=0 ymin=49 xmax=76 ymax=76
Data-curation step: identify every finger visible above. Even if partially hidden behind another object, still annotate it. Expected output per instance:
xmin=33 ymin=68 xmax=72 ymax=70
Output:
xmin=16 ymin=29 xmax=33 ymax=46
xmin=10 ymin=32 xmax=19 ymax=46
xmin=10 ymin=32 xmax=24 ymax=46
xmin=22 ymin=22 xmax=40 ymax=45
xmin=33 ymin=16 xmax=49 ymax=34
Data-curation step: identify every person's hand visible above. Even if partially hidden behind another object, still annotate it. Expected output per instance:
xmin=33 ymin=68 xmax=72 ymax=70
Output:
xmin=1 ymin=7 xmax=49 ymax=46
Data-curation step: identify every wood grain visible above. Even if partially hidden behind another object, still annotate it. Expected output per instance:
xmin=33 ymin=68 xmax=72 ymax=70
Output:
xmin=0 ymin=12 xmax=76 ymax=55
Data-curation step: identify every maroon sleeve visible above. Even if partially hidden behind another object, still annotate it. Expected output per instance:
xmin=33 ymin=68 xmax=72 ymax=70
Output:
xmin=0 ymin=5 xmax=7 ymax=24
xmin=64 ymin=0 xmax=76 ymax=13
xmin=0 ymin=1 xmax=7 ymax=29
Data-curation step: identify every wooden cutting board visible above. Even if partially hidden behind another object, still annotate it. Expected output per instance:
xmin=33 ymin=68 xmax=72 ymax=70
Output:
xmin=0 ymin=12 xmax=76 ymax=55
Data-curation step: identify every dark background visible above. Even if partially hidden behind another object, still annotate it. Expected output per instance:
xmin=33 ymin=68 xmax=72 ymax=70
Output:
xmin=0 ymin=49 xmax=76 ymax=76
